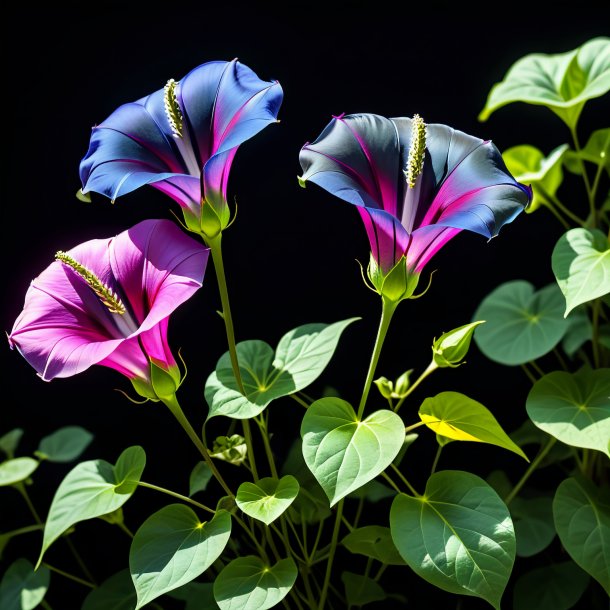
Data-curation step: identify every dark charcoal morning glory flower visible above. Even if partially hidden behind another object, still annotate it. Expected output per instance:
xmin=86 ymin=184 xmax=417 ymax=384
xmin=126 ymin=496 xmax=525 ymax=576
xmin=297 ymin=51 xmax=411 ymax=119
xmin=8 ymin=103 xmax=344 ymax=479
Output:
xmin=299 ymin=113 xmax=531 ymax=296
xmin=80 ymin=60 xmax=283 ymax=237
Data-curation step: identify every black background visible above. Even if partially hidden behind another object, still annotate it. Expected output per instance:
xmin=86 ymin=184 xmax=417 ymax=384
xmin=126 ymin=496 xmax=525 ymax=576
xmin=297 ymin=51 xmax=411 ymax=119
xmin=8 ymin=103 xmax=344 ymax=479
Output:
xmin=2 ymin=2 xmax=609 ymax=608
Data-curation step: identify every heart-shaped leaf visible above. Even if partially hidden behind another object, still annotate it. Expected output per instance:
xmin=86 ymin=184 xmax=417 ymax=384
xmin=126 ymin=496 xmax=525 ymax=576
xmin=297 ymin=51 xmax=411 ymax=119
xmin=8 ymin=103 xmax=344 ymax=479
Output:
xmin=502 ymin=144 xmax=568 ymax=212
xmin=82 ymin=569 xmax=136 ymax=610
xmin=130 ymin=505 xmax=231 ymax=609
xmin=562 ymin=309 xmax=592 ymax=357
xmin=213 ymin=556 xmax=297 ymax=610
xmin=35 ymin=426 xmax=93 ymax=462
xmin=479 ymin=37 xmax=610 ymax=128
xmin=236 ymin=475 xmax=299 ymax=525
xmin=205 ymin=318 xmax=358 ymax=419
xmin=473 ymin=280 xmax=569 ymax=365
xmin=419 ymin=391 xmax=528 ymax=460
xmin=0 ymin=458 xmax=38 ymax=486
xmin=513 ymin=561 xmax=590 ymax=610
xmin=342 ymin=525 xmax=405 ymax=565
xmin=553 ymin=477 xmax=610 ymax=595
xmin=390 ymin=470 xmax=515 ymax=609
xmin=0 ymin=559 xmax=49 ymax=610
xmin=301 ymin=397 xmax=405 ymax=506
xmin=511 ymin=497 xmax=556 ymax=557
xmin=341 ymin=571 xmax=387 ymax=607
xmin=526 ymin=367 xmax=610 ymax=456
xmin=39 ymin=445 xmax=145 ymax=566
xmin=552 ymin=228 xmax=610 ymax=316
xmin=564 ymin=128 xmax=610 ymax=175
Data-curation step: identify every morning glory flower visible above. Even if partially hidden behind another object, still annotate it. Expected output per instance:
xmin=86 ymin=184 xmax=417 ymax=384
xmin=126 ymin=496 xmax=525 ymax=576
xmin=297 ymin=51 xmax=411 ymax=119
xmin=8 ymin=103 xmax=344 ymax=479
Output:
xmin=299 ymin=113 xmax=531 ymax=299
xmin=80 ymin=60 xmax=283 ymax=238
xmin=8 ymin=220 xmax=208 ymax=398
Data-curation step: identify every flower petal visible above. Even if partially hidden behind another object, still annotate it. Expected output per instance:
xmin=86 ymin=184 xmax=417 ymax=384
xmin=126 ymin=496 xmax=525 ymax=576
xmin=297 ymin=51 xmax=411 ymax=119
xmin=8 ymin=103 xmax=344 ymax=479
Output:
xmin=299 ymin=114 xmax=401 ymax=213
xmin=407 ymin=225 xmax=462 ymax=272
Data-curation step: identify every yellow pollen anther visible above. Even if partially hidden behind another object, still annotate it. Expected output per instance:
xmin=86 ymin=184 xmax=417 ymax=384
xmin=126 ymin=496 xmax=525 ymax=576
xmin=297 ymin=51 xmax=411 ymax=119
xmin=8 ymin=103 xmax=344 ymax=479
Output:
xmin=405 ymin=114 xmax=427 ymax=188
xmin=55 ymin=251 xmax=126 ymax=315
xmin=164 ymin=78 xmax=183 ymax=138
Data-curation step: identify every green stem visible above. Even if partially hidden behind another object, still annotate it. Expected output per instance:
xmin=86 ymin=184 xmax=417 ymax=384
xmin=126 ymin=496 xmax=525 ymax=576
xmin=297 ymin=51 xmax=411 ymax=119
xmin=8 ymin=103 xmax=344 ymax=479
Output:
xmin=404 ymin=420 xmax=427 ymax=434
xmin=290 ymin=394 xmax=310 ymax=409
xmin=570 ymin=126 xmax=595 ymax=223
xmin=592 ymin=299 xmax=601 ymax=368
xmin=42 ymin=562 xmax=95 ymax=589
xmin=65 ymin=537 xmax=97 ymax=585
xmin=318 ymin=500 xmax=343 ymax=610
xmin=504 ymin=437 xmax=557 ymax=505
xmin=394 ymin=361 xmax=438 ymax=413
xmin=529 ymin=360 xmax=545 ymax=378
xmin=590 ymin=161 xmax=605 ymax=206
xmin=41 ymin=601 xmax=53 ymax=610
xmin=207 ymin=234 xmax=260 ymax=481
xmin=546 ymin=193 xmax=586 ymax=226
xmin=1 ymin=523 xmax=43 ymax=540
xmin=16 ymin=483 xmax=42 ymax=524
xmin=308 ymin=519 xmax=325 ymax=564
xmin=357 ymin=297 xmax=398 ymax=419
xmin=255 ymin=416 xmax=278 ymax=477
xmin=380 ymin=471 xmax=401 ymax=493
xmin=233 ymin=514 xmax=269 ymax=561
xmin=116 ymin=521 xmax=134 ymax=538
xmin=431 ymin=444 xmax=443 ymax=475
xmin=138 ymin=480 xmax=215 ymax=514
xmin=553 ymin=347 xmax=569 ymax=371
xmin=520 ymin=363 xmax=538 ymax=385
xmin=543 ymin=200 xmax=571 ymax=230
xmin=390 ymin=463 xmax=420 ymax=496
xmin=161 ymin=393 xmax=233 ymax=497
xmin=353 ymin=497 xmax=365 ymax=529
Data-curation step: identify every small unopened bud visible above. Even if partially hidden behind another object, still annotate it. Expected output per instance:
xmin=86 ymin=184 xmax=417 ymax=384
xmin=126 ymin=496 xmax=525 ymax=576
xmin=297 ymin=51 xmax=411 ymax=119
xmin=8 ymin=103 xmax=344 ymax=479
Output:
xmin=432 ymin=321 xmax=485 ymax=368
xmin=211 ymin=435 xmax=248 ymax=466
xmin=374 ymin=377 xmax=394 ymax=399
xmin=394 ymin=370 xmax=413 ymax=397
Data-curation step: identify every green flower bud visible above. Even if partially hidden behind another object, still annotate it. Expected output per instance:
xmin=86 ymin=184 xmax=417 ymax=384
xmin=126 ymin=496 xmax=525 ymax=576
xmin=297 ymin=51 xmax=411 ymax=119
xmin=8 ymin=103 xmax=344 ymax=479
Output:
xmin=374 ymin=376 xmax=394 ymax=399
xmin=183 ymin=201 xmax=231 ymax=240
xmin=150 ymin=359 xmax=181 ymax=400
xmin=393 ymin=369 xmax=413 ymax=397
xmin=211 ymin=434 xmax=248 ymax=466
xmin=432 ymin=321 xmax=485 ymax=368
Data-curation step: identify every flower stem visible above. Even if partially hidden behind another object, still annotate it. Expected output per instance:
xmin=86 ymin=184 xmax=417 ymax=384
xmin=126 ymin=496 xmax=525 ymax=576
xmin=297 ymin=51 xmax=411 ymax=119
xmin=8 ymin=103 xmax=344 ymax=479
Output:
xmin=161 ymin=393 xmax=233 ymax=497
xmin=504 ymin=436 xmax=556 ymax=505
xmin=394 ymin=361 xmax=438 ymax=412
xmin=390 ymin=463 xmax=420 ymax=496
xmin=290 ymin=394 xmax=310 ymax=409
xmin=569 ymin=126 xmax=595 ymax=224
xmin=206 ymin=233 xmax=259 ymax=481
xmin=138 ymin=480 xmax=215 ymax=514
xmin=318 ymin=499 xmax=343 ymax=610
xmin=357 ymin=297 xmax=398 ymax=419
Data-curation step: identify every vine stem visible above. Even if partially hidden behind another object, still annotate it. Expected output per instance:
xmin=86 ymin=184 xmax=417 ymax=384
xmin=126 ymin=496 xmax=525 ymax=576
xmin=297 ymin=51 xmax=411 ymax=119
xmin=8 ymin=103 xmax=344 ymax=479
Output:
xmin=161 ymin=393 xmax=233 ymax=497
xmin=317 ymin=499 xmax=343 ymax=610
xmin=504 ymin=437 xmax=557 ymax=505
xmin=42 ymin=563 xmax=95 ymax=589
xmin=394 ymin=361 xmax=438 ymax=413
xmin=357 ymin=297 xmax=398 ymax=419
xmin=206 ymin=233 xmax=258 ymax=481
xmin=137 ymin=480 xmax=215 ymax=514
xmin=569 ymin=125 xmax=595 ymax=223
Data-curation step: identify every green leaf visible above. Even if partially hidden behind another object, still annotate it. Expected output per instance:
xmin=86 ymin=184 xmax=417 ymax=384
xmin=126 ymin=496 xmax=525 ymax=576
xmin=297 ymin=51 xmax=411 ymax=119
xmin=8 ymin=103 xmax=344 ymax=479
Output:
xmin=502 ymin=144 xmax=568 ymax=212
xmin=479 ymin=37 xmax=610 ymax=128
xmin=211 ymin=434 xmax=248 ymax=465
xmin=419 ymin=392 xmax=528 ymax=460
xmin=189 ymin=461 xmax=213 ymax=497
xmin=213 ymin=556 xmax=297 ymax=610
xmin=205 ymin=318 xmax=358 ymax=419
xmin=564 ymin=128 xmax=610 ymax=175
xmin=562 ymin=309 xmax=592 ymax=357
xmin=473 ymin=281 xmax=569 ymax=365
xmin=526 ymin=367 xmax=610 ymax=456
xmin=82 ymin=569 xmax=136 ymax=610
xmin=0 ymin=559 xmax=50 ymax=610
xmin=301 ymin=397 xmax=405 ymax=506
xmin=552 ymin=228 xmax=610 ymax=316
xmin=0 ymin=458 xmax=38 ymax=486
xmin=281 ymin=440 xmax=330 ymax=524
xmin=341 ymin=571 xmax=387 ymax=607
xmin=0 ymin=429 xmax=24 ymax=458
xmin=390 ymin=471 xmax=515 ymax=609
xmin=236 ymin=475 xmax=299 ymax=525
xmin=39 ymin=445 xmax=145 ymax=566
xmin=512 ymin=561 xmax=590 ymax=610
xmin=553 ymin=477 xmax=610 ymax=595
xmin=130 ymin=505 xmax=231 ymax=609
xmin=511 ymin=497 xmax=556 ymax=557
xmin=342 ymin=525 xmax=405 ymax=565
xmin=35 ymin=426 xmax=93 ymax=462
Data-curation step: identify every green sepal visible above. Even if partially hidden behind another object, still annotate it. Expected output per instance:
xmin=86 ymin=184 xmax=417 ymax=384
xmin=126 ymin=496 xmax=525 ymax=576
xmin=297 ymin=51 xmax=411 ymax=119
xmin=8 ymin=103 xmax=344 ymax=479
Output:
xmin=368 ymin=255 xmax=420 ymax=303
xmin=183 ymin=201 xmax=230 ymax=240
xmin=150 ymin=360 xmax=180 ymax=400
xmin=130 ymin=377 xmax=159 ymax=401
xmin=432 ymin=320 xmax=485 ymax=368
xmin=373 ymin=376 xmax=393 ymax=399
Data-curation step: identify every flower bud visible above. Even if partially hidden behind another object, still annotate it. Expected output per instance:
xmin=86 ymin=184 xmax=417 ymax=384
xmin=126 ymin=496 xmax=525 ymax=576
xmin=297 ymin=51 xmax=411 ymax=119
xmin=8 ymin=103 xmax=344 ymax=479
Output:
xmin=394 ymin=370 xmax=413 ymax=397
xmin=211 ymin=434 xmax=248 ymax=466
xmin=374 ymin=376 xmax=394 ymax=399
xmin=432 ymin=321 xmax=485 ymax=368
xmin=367 ymin=255 xmax=420 ymax=304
